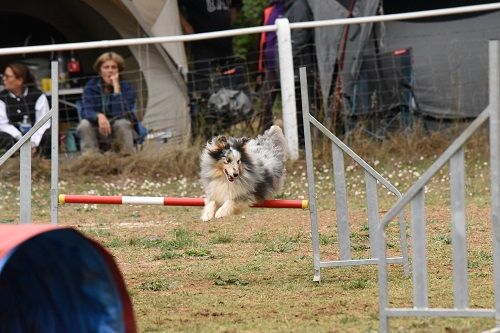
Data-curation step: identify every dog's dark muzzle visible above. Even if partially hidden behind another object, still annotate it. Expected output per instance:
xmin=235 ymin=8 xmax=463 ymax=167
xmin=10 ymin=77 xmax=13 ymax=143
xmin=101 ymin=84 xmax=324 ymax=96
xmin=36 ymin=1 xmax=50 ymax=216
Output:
xmin=225 ymin=169 xmax=239 ymax=182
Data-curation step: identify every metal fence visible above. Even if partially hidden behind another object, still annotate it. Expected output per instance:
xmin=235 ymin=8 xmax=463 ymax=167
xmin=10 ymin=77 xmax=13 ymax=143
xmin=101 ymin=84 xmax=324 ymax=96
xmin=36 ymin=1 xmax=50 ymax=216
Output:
xmin=376 ymin=40 xmax=500 ymax=333
xmin=300 ymin=68 xmax=409 ymax=282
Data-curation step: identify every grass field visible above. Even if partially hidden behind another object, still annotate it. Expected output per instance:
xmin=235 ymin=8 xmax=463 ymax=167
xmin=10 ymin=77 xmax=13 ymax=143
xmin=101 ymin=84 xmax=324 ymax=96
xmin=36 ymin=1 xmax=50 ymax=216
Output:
xmin=0 ymin=131 xmax=497 ymax=332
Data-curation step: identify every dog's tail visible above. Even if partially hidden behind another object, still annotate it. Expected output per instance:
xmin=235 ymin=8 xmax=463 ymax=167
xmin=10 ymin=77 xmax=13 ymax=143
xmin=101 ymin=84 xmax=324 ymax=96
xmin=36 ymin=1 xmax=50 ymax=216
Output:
xmin=264 ymin=125 xmax=288 ymax=159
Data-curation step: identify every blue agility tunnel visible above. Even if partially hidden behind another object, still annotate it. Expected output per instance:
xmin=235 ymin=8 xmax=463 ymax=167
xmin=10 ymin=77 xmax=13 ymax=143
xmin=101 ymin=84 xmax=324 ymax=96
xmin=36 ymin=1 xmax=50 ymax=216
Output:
xmin=0 ymin=225 xmax=136 ymax=333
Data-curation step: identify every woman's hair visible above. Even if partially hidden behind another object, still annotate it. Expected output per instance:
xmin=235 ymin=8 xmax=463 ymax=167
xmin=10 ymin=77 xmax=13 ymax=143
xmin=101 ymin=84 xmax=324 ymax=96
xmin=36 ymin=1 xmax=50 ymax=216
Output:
xmin=92 ymin=51 xmax=125 ymax=73
xmin=6 ymin=63 xmax=36 ymax=86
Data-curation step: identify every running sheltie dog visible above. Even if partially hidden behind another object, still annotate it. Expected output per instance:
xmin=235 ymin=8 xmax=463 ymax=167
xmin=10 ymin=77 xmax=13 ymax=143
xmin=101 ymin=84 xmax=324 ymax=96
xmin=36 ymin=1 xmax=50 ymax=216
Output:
xmin=200 ymin=125 xmax=287 ymax=221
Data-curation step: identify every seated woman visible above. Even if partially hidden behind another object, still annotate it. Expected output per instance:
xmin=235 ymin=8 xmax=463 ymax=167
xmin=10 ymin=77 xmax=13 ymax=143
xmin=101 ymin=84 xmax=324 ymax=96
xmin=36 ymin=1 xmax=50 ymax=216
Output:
xmin=78 ymin=51 xmax=137 ymax=155
xmin=0 ymin=63 xmax=51 ymax=158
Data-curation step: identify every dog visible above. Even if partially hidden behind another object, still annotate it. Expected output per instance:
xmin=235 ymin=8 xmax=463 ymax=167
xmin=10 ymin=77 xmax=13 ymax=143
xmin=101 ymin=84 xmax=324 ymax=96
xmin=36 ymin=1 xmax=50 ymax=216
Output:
xmin=200 ymin=125 xmax=287 ymax=221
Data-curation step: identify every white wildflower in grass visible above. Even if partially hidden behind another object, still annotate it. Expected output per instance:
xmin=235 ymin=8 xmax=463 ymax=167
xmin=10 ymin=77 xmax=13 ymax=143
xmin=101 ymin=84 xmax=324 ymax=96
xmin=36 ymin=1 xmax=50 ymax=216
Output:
xmin=140 ymin=180 xmax=150 ymax=190
xmin=83 ymin=204 xmax=97 ymax=211
xmin=374 ymin=160 xmax=380 ymax=166
xmin=346 ymin=165 xmax=355 ymax=172
xmin=420 ymin=156 xmax=424 ymax=160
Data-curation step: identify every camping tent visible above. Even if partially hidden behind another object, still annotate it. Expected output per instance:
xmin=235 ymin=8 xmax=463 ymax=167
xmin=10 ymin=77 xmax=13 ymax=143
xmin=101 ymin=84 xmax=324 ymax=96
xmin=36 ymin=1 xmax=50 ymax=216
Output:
xmin=307 ymin=0 xmax=500 ymax=123
xmin=0 ymin=0 xmax=189 ymax=143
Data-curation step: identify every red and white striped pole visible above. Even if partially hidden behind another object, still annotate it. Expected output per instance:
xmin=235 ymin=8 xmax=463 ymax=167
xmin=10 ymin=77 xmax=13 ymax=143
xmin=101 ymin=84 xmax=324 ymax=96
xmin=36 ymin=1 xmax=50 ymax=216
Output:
xmin=59 ymin=194 xmax=309 ymax=209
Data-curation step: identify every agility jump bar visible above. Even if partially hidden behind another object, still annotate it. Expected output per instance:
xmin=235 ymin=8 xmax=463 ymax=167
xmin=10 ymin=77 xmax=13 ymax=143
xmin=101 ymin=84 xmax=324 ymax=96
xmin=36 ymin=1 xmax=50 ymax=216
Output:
xmin=59 ymin=194 xmax=309 ymax=209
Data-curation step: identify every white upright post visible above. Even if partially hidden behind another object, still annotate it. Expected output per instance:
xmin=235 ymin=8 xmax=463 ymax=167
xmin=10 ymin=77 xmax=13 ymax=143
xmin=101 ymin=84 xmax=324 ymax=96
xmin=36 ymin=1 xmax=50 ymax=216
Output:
xmin=488 ymin=40 xmax=500 ymax=327
xmin=50 ymin=61 xmax=59 ymax=224
xmin=276 ymin=18 xmax=298 ymax=160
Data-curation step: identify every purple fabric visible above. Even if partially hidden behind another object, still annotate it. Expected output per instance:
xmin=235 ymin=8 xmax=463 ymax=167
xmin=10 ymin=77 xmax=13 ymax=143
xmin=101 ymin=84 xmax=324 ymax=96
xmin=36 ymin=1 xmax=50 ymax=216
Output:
xmin=264 ymin=3 xmax=285 ymax=70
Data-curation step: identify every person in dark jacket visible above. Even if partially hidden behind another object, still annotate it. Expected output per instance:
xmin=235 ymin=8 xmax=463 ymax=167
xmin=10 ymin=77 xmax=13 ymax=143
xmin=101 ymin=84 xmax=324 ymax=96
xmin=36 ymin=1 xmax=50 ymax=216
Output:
xmin=256 ymin=0 xmax=285 ymax=133
xmin=178 ymin=0 xmax=243 ymax=72
xmin=78 ymin=51 xmax=136 ymax=155
xmin=0 ymin=63 xmax=51 ymax=158
xmin=178 ymin=0 xmax=243 ymax=138
xmin=285 ymin=0 xmax=317 ymax=145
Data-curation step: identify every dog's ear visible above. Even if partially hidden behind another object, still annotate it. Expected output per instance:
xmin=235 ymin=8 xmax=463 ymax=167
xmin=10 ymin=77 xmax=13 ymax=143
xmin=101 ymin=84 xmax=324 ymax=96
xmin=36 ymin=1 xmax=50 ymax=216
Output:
xmin=208 ymin=135 xmax=229 ymax=151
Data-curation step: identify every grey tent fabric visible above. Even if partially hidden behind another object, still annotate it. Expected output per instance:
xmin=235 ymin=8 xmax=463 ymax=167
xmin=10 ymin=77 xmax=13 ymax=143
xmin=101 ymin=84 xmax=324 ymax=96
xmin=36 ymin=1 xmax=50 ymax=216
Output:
xmin=305 ymin=1 xmax=500 ymax=119
xmin=306 ymin=0 xmax=347 ymax=108
xmin=382 ymin=10 xmax=500 ymax=118
xmin=306 ymin=0 xmax=380 ymax=111
xmin=340 ymin=2 xmax=381 ymax=100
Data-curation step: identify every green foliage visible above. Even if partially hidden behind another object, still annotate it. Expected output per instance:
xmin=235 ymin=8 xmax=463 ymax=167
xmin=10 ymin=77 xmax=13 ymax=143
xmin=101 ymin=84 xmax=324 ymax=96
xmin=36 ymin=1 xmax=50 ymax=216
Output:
xmin=184 ymin=247 xmax=212 ymax=257
xmin=213 ymin=275 xmax=249 ymax=286
xmin=233 ymin=0 xmax=268 ymax=64
xmin=433 ymin=235 xmax=452 ymax=245
xmin=319 ymin=234 xmax=336 ymax=245
xmin=139 ymin=278 xmax=173 ymax=291
xmin=106 ymin=238 xmax=125 ymax=248
xmin=263 ymin=236 xmax=296 ymax=253
xmin=343 ymin=277 xmax=369 ymax=290
xmin=210 ymin=232 xmax=234 ymax=244
xmin=155 ymin=250 xmax=182 ymax=260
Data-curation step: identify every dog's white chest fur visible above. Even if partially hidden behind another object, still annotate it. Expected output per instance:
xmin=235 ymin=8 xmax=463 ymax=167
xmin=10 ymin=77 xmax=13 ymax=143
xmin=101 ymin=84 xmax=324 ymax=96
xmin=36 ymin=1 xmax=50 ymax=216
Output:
xmin=204 ymin=177 xmax=251 ymax=203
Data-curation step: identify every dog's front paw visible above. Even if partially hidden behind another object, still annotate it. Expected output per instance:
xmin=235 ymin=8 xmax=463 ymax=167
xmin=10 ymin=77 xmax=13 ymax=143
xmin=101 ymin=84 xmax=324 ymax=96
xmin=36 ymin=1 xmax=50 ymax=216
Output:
xmin=201 ymin=201 xmax=216 ymax=221
xmin=215 ymin=200 xmax=234 ymax=219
